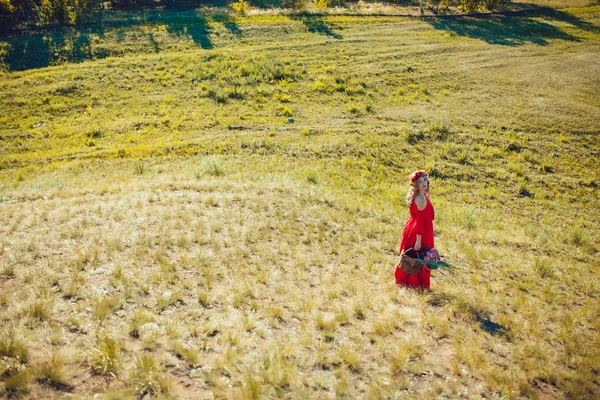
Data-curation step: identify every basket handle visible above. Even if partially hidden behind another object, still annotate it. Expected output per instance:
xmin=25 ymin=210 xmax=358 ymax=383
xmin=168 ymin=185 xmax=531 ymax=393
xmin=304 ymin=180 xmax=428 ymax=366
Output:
xmin=401 ymin=247 xmax=414 ymax=256
xmin=402 ymin=248 xmax=421 ymax=258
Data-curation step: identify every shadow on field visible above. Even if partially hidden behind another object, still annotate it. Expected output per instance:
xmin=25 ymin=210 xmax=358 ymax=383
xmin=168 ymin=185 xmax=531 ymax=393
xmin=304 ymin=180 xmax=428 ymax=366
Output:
xmin=0 ymin=27 xmax=104 ymax=71
xmin=214 ymin=13 xmax=243 ymax=37
xmin=164 ymin=13 xmax=214 ymax=48
xmin=290 ymin=14 xmax=343 ymax=39
xmin=0 ymin=11 xmax=227 ymax=71
xmin=427 ymin=6 xmax=598 ymax=46
xmin=477 ymin=315 xmax=507 ymax=336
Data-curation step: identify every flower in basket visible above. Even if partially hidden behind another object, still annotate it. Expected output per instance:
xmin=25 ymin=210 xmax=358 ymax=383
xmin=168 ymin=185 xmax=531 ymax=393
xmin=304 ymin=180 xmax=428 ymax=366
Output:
xmin=415 ymin=248 xmax=455 ymax=271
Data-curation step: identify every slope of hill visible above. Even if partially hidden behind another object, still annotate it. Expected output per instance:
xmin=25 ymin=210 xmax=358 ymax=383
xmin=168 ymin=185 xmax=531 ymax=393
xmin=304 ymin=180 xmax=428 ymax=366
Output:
xmin=1 ymin=6 xmax=599 ymax=399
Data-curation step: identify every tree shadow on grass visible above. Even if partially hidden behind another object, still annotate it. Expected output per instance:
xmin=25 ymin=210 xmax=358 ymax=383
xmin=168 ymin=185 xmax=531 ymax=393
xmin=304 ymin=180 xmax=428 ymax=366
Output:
xmin=290 ymin=14 xmax=343 ymax=39
xmin=0 ymin=27 xmax=99 ymax=71
xmin=213 ymin=13 xmax=243 ymax=37
xmin=0 ymin=10 xmax=218 ymax=71
xmin=428 ymin=15 xmax=577 ymax=46
xmin=162 ymin=13 xmax=214 ymax=49
xmin=532 ymin=6 xmax=600 ymax=35
xmin=147 ymin=31 xmax=161 ymax=52
xmin=427 ymin=6 xmax=600 ymax=46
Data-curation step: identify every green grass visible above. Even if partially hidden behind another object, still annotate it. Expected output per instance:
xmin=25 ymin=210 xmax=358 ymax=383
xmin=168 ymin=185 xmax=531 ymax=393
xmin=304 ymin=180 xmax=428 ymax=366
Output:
xmin=1 ymin=5 xmax=600 ymax=399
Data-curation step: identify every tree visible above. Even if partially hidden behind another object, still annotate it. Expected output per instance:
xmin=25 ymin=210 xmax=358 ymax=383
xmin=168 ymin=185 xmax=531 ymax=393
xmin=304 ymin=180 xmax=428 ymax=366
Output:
xmin=457 ymin=0 xmax=509 ymax=13
xmin=1 ymin=0 xmax=98 ymax=23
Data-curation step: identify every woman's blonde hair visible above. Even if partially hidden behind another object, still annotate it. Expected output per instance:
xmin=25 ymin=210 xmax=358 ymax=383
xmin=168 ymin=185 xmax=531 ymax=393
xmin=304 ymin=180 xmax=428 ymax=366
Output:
xmin=405 ymin=173 xmax=430 ymax=207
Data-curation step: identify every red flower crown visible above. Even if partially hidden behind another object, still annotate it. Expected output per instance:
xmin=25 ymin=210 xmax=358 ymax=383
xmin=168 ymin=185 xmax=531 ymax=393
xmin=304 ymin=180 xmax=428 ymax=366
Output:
xmin=410 ymin=170 xmax=429 ymax=186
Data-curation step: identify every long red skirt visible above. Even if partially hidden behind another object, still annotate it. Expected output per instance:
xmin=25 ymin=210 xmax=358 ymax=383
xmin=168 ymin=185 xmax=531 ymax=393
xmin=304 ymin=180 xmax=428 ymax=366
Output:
xmin=395 ymin=264 xmax=431 ymax=290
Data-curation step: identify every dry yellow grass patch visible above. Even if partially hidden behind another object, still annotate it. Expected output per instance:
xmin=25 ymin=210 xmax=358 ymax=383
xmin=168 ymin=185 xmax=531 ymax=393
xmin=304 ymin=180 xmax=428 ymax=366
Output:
xmin=1 ymin=9 xmax=600 ymax=391
xmin=0 ymin=166 xmax=472 ymax=398
xmin=0 ymin=154 xmax=599 ymax=398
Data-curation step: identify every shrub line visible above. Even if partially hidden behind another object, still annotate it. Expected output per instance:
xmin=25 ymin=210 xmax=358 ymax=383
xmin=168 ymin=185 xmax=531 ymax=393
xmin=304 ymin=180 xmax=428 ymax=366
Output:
xmin=0 ymin=6 xmax=585 ymax=35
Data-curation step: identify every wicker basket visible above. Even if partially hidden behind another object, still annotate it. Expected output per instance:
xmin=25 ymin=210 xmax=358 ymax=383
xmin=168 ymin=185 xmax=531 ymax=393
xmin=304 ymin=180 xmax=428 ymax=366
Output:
xmin=398 ymin=249 xmax=424 ymax=275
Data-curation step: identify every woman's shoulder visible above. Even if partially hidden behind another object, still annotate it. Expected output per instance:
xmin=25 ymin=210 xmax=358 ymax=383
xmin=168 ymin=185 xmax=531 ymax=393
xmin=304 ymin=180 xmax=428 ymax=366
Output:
xmin=414 ymin=195 xmax=427 ymax=211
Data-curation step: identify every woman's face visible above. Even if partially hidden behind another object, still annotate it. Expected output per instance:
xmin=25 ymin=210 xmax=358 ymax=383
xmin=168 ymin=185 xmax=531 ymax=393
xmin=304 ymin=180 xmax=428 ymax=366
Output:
xmin=416 ymin=176 xmax=429 ymax=194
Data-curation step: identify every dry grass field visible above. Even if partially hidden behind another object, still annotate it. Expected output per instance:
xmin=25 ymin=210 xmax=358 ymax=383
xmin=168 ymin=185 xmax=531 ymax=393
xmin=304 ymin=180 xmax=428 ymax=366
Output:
xmin=1 ymin=4 xmax=600 ymax=399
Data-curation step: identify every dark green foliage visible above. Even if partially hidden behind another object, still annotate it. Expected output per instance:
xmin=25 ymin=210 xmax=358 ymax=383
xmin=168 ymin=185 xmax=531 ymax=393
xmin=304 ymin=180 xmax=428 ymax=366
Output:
xmin=456 ymin=0 xmax=510 ymax=12
xmin=3 ymin=0 xmax=99 ymax=24
xmin=281 ymin=0 xmax=308 ymax=10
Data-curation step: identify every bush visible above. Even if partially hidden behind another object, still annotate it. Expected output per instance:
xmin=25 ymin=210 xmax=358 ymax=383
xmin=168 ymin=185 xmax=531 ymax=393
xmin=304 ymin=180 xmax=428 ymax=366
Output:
xmin=196 ymin=156 xmax=224 ymax=178
xmin=306 ymin=169 xmax=318 ymax=184
xmin=230 ymin=0 xmax=248 ymax=15
xmin=0 ymin=0 xmax=14 ymax=13
xmin=430 ymin=121 xmax=451 ymax=140
xmin=347 ymin=103 xmax=360 ymax=114
xmin=401 ymin=127 xmax=423 ymax=145
xmin=5 ymin=0 xmax=99 ymax=24
xmin=282 ymin=0 xmax=308 ymax=9
xmin=518 ymin=180 xmax=531 ymax=197
xmin=39 ymin=0 xmax=74 ymax=24
xmin=455 ymin=150 xmax=470 ymax=165
xmin=87 ymin=127 xmax=102 ymax=139
xmin=207 ymin=87 xmax=228 ymax=104
xmin=280 ymin=107 xmax=293 ymax=117
xmin=457 ymin=0 xmax=509 ymax=12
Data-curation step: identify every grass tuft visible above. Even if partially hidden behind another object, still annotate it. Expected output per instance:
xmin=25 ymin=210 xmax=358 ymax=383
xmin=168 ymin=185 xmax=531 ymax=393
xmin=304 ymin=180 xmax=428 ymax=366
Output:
xmin=169 ymin=340 xmax=201 ymax=367
xmin=128 ymin=310 xmax=155 ymax=338
xmin=1 ymin=264 xmax=15 ymax=276
xmin=36 ymin=349 xmax=73 ymax=388
xmin=306 ymin=169 xmax=319 ymax=184
xmin=126 ymin=355 xmax=172 ymax=397
xmin=88 ymin=334 xmax=122 ymax=375
xmin=24 ymin=300 xmax=53 ymax=322
xmin=3 ymin=369 xmax=33 ymax=395
xmin=92 ymin=296 xmax=121 ymax=321
xmin=430 ymin=121 xmax=452 ymax=139
xmin=133 ymin=161 xmax=145 ymax=175
xmin=338 ymin=345 xmax=361 ymax=373
xmin=0 ymin=332 xmax=28 ymax=364
xmin=197 ymin=289 xmax=212 ymax=308
xmin=0 ymin=9 xmax=599 ymax=399
xmin=534 ymin=257 xmax=555 ymax=278
xmin=196 ymin=157 xmax=225 ymax=178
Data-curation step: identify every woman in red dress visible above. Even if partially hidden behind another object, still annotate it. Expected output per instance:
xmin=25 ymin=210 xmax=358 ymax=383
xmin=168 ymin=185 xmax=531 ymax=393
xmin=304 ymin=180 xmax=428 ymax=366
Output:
xmin=395 ymin=170 xmax=435 ymax=290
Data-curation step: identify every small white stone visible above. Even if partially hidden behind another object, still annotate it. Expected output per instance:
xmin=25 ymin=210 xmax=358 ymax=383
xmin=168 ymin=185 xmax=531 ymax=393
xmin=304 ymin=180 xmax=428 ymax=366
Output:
xmin=190 ymin=368 xmax=203 ymax=378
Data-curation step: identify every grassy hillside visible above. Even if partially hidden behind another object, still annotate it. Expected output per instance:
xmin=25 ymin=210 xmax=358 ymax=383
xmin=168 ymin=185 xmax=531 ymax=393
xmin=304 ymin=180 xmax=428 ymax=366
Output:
xmin=1 ymin=6 xmax=599 ymax=399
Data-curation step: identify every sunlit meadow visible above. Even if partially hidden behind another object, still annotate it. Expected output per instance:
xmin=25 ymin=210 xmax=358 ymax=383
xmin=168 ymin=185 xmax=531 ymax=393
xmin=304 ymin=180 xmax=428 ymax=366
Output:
xmin=1 ymin=4 xmax=599 ymax=399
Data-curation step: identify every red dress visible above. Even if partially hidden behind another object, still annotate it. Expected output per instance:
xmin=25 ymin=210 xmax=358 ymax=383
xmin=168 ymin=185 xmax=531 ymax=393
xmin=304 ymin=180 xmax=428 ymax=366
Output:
xmin=395 ymin=197 xmax=435 ymax=289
